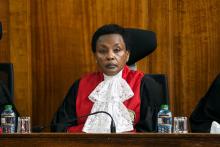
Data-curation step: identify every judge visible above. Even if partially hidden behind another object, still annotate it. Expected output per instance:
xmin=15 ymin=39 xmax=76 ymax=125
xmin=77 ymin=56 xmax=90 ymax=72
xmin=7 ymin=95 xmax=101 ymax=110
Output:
xmin=51 ymin=24 xmax=163 ymax=133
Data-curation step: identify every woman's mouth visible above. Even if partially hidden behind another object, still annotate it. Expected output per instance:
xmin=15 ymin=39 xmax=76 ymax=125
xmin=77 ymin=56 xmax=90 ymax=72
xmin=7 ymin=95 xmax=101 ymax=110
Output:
xmin=105 ymin=64 xmax=117 ymax=69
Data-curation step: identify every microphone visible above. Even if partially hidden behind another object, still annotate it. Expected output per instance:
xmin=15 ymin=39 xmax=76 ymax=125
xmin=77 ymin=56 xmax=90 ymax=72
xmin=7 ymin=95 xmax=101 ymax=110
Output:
xmin=32 ymin=111 xmax=116 ymax=133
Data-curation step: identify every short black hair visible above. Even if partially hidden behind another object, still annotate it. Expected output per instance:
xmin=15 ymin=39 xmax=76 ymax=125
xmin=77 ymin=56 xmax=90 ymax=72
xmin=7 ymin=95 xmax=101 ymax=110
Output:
xmin=91 ymin=24 xmax=130 ymax=53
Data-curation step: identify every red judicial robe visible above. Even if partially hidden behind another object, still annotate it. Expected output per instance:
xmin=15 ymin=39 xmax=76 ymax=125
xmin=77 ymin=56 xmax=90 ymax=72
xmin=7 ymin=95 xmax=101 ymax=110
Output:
xmin=51 ymin=66 xmax=164 ymax=132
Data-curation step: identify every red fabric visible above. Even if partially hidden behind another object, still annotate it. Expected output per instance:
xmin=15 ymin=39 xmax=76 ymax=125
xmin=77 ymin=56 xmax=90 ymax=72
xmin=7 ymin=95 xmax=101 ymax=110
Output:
xmin=0 ymin=127 xmax=2 ymax=134
xmin=68 ymin=66 xmax=144 ymax=133
xmin=67 ymin=124 xmax=84 ymax=133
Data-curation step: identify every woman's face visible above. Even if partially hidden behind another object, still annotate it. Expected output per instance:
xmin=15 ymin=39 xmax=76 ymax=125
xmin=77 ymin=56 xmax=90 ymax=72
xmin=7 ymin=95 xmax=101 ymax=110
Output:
xmin=94 ymin=34 xmax=129 ymax=76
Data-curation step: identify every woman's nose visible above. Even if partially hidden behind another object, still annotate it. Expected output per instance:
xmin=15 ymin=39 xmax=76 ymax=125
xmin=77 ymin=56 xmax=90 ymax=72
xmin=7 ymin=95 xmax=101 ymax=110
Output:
xmin=106 ymin=51 xmax=115 ymax=60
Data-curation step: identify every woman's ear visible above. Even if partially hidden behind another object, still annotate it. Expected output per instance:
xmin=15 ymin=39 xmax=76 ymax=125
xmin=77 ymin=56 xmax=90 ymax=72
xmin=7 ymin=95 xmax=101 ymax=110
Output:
xmin=126 ymin=50 xmax=130 ymax=62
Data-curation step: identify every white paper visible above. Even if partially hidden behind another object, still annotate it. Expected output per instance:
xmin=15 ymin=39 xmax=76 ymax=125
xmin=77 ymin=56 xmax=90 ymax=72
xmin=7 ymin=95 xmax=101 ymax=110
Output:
xmin=210 ymin=121 xmax=220 ymax=134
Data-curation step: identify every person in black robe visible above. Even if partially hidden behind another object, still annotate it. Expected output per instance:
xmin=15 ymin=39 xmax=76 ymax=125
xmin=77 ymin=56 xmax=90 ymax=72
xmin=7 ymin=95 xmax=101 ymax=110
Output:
xmin=51 ymin=24 xmax=165 ymax=132
xmin=190 ymin=74 xmax=220 ymax=132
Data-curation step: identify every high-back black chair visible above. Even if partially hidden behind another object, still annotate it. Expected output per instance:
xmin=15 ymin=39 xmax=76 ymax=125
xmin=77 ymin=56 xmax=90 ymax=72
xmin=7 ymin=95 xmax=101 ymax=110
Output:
xmin=147 ymin=74 xmax=169 ymax=105
xmin=124 ymin=28 xmax=169 ymax=105
xmin=0 ymin=63 xmax=19 ymax=121
xmin=125 ymin=28 xmax=157 ymax=66
xmin=0 ymin=63 xmax=14 ymax=101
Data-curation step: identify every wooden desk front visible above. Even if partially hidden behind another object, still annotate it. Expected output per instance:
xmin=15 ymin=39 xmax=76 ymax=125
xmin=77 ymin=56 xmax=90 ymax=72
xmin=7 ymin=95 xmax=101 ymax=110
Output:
xmin=1 ymin=133 xmax=220 ymax=147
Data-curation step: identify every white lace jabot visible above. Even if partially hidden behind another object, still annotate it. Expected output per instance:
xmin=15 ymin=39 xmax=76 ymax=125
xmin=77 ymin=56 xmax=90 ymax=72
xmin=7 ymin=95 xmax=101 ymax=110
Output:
xmin=82 ymin=70 xmax=134 ymax=133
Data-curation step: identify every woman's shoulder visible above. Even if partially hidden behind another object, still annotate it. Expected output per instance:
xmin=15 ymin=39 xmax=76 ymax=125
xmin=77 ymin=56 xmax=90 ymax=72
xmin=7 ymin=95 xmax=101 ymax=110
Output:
xmin=123 ymin=66 xmax=144 ymax=80
xmin=80 ymin=71 xmax=103 ymax=82
xmin=127 ymin=71 xmax=158 ymax=85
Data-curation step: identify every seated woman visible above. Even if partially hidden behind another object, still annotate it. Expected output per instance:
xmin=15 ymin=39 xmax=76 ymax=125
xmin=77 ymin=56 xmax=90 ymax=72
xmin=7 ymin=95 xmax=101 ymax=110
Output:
xmin=190 ymin=74 xmax=220 ymax=132
xmin=51 ymin=24 xmax=163 ymax=133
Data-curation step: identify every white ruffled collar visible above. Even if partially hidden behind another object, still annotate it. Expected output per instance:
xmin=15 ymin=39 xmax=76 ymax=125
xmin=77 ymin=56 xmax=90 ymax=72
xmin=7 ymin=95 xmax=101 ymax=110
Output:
xmin=82 ymin=70 xmax=134 ymax=133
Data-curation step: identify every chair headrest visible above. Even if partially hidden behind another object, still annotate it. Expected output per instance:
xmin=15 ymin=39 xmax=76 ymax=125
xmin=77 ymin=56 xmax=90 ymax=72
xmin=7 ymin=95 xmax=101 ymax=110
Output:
xmin=125 ymin=28 xmax=157 ymax=65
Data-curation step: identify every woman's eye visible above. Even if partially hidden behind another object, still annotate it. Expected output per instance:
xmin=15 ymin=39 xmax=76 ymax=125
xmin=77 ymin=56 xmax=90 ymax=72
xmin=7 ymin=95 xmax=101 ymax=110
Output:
xmin=114 ymin=48 xmax=121 ymax=53
xmin=97 ymin=49 xmax=107 ymax=53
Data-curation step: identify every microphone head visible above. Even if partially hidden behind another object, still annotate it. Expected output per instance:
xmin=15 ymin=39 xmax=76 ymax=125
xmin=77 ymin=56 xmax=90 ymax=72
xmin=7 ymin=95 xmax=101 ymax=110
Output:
xmin=110 ymin=121 xmax=116 ymax=133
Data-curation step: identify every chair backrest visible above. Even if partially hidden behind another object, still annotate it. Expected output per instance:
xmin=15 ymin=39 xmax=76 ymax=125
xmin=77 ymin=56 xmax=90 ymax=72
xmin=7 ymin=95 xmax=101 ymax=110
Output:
xmin=125 ymin=29 xmax=169 ymax=104
xmin=146 ymin=74 xmax=169 ymax=105
xmin=0 ymin=63 xmax=14 ymax=101
xmin=125 ymin=28 xmax=157 ymax=66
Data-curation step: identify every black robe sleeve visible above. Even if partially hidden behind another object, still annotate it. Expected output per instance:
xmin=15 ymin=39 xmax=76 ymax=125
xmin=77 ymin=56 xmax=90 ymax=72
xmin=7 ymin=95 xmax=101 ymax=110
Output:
xmin=135 ymin=75 xmax=164 ymax=132
xmin=51 ymin=80 xmax=79 ymax=132
xmin=189 ymin=74 xmax=220 ymax=132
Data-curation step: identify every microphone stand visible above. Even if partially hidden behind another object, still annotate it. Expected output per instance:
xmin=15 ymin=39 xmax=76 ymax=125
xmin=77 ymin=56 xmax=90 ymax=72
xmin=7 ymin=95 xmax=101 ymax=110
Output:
xmin=33 ymin=111 xmax=116 ymax=133
xmin=77 ymin=111 xmax=116 ymax=133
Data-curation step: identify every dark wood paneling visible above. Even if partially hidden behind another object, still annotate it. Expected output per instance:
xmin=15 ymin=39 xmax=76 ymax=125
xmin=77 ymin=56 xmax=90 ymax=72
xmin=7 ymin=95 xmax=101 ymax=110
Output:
xmin=146 ymin=0 xmax=175 ymax=112
xmin=0 ymin=0 xmax=32 ymax=116
xmin=1 ymin=0 xmax=219 ymax=128
xmin=8 ymin=0 xmax=32 ymax=116
xmin=0 ymin=0 xmax=10 ymax=62
xmin=172 ymin=0 xmax=220 ymax=116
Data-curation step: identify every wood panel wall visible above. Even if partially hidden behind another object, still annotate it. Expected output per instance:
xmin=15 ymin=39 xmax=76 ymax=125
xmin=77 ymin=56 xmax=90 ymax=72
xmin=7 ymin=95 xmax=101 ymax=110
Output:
xmin=0 ymin=0 xmax=32 ymax=117
xmin=0 ymin=0 xmax=10 ymax=61
xmin=0 ymin=0 xmax=220 ymax=128
xmin=172 ymin=0 xmax=220 ymax=115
